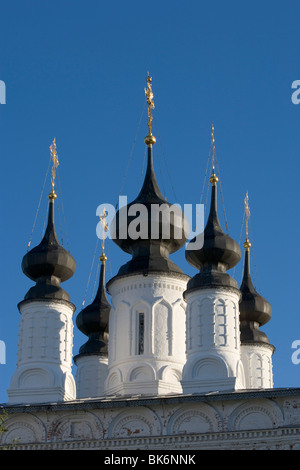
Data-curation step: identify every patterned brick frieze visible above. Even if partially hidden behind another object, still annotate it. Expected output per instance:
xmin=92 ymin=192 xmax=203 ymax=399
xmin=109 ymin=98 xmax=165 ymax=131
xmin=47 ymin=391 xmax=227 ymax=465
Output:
xmin=1 ymin=389 xmax=299 ymax=450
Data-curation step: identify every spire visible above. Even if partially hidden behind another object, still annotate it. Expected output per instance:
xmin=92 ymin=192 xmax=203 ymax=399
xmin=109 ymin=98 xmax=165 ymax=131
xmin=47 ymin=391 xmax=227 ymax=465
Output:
xmin=75 ymin=210 xmax=110 ymax=357
xmin=109 ymin=75 xmax=188 ymax=279
xmin=185 ymin=126 xmax=241 ymax=289
xmin=49 ymin=137 xmax=59 ymax=198
xmin=239 ymin=193 xmax=272 ymax=344
xmin=209 ymin=124 xmax=219 ymax=186
xmin=144 ymin=73 xmax=156 ymax=147
xmin=99 ymin=208 xmax=109 ymax=262
xmin=21 ymin=140 xmax=76 ymax=302
xmin=243 ymin=191 xmax=251 ymax=251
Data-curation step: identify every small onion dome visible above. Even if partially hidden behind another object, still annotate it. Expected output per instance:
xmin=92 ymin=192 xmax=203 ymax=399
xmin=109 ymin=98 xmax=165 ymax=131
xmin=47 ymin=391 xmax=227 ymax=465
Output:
xmin=21 ymin=191 xmax=76 ymax=302
xmin=185 ymin=173 xmax=241 ymax=290
xmin=75 ymin=254 xmax=110 ymax=357
xmin=239 ymin=240 xmax=272 ymax=344
xmin=110 ymin=145 xmax=189 ymax=277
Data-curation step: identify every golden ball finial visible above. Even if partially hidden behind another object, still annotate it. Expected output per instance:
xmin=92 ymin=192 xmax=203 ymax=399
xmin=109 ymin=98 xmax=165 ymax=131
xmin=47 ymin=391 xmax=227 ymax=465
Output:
xmin=144 ymin=133 xmax=156 ymax=146
xmin=243 ymin=238 xmax=251 ymax=251
xmin=48 ymin=189 xmax=57 ymax=200
xmin=209 ymin=169 xmax=219 ymax=185
xmin=100 ymin=252 xmax=107 ymax=263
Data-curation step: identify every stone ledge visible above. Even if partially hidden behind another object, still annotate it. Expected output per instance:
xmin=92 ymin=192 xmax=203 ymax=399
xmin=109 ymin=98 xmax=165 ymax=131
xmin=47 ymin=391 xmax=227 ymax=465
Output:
xmin=2 ymin=426 xmax=300 ymax=450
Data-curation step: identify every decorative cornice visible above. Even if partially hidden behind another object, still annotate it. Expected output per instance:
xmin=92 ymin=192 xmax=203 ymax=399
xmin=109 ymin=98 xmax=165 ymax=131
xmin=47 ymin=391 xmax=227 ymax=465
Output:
xmin=241 ymin=342 xmax=275 ymax=354
xmin=184 ymin=284 xmax=241 ymax=299
xmin=107 ymin=270 xmax=190 ymax=292
xmin=18 ymin=297 xmax=76 ymax=313
xmin=2 ymin=426 xmax=300 ymax=450
xmin=2 ymin=387 xmax=300 ymax=413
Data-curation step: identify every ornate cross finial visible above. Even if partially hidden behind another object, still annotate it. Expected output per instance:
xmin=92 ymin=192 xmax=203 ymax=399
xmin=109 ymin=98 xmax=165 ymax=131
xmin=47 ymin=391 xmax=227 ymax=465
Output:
xmin=209 ymin=123 xmax=219 ymax=185
xmin=243 ymin=191 xmax=251 ymax=251
xmin=49 ymin=138 xmax=59 ymax=198
xmin=99 ymin=208 xmax=108 ymax=262
xmin=211 ymin=123 xmax=215 ymax=168
xmin=144 ymin=73 xmax=156 ymax=146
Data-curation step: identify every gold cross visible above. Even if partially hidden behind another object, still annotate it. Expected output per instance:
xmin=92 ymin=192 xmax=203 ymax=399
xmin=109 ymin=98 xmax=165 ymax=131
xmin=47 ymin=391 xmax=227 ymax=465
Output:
xmin=244 ymin=191 xmax=251 ymax=239
xmin=145 ymin=73 xmax=155 ymax=135
xmin=99 ymin=208 xmax=108 ymax=260
xmin=49 ymin=138 xmax=59 ymax=191
xmin=211 ymin=124 xmax=216 ymax=169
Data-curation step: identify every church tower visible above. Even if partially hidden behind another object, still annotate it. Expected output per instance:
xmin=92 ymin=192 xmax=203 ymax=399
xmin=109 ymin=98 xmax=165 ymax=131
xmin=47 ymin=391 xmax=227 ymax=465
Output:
xmin=105 ymin=76 xmax=190 ymax=396
xmin=181 ymin=127 xmax=245 ymax=394
xmin=74 ymin=223 xmax=110 ymax=398
xmin=239 ymin=193 xmax=274 ymax=388
xmin=8 ymin=141 xmax=77 ymax=404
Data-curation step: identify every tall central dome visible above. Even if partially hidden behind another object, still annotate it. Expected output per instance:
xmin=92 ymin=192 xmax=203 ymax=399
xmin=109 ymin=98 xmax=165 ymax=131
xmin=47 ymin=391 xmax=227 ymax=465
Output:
xmin=110 ymin=75 xmax=188 ymax=278
xmin=105 ymin=76 xmax=190 ymax=397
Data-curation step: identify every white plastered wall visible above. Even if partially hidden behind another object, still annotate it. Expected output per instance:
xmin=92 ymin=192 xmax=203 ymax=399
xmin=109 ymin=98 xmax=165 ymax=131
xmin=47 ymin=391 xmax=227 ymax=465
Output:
xmin=105 ymin=272 xmax=189 ymax=397
xmin=8 ymin=299 xmax=76 ymax=404
xmin=182 ymin=287 xmax=245 ymax=393
xmin=241 ymin=343 xmax=274 ymax=389
xmin=75 ymin=355 xmax=108 ymax=398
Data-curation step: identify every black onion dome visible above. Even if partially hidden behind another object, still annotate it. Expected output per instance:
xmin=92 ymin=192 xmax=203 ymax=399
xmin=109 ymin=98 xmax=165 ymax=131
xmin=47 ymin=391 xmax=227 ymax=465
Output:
xmin=21 ymin=193 xmax=76 ymax=302
xmin=110 ymin=145 xmax=188 ymax=277
xmin=185 ymin=176 xmax=241 ymax=291
xmin=239 ymin=243 xmax=272 ymax=344
xmin=75 ymin=258 xmax=110 ymax=357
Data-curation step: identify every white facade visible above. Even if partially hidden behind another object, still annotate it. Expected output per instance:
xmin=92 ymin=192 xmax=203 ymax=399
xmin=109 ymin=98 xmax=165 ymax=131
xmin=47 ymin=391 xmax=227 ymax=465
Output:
xmin=241 ymin=342 xmax=274 ymax=389
xmin=8 ymin=299 xmax=76 ymax=405
xmin=75 ymin=355 xmax=108 ymax=398
xmin=1 ymin=390 xmax=300 ymax=450
xmin=182 ymin=287 xmax=245 ymax=394
xmin=2 ymin=105 xmax=290 ymax=448
xmin=105 ymin=272 xmax=189 ymax=397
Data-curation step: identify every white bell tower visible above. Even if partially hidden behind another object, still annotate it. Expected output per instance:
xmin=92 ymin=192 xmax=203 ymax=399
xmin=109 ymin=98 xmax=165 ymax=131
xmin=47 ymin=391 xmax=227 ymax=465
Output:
xmin=8 ymin=142 xmax=77 ymax=404
xmin=105 ymin=76 xmax=189 ymax=397
xmin=181 ymin=129 xmax=245 ymax=394
xmin=239 ymin=194 xmax=274 ymax=389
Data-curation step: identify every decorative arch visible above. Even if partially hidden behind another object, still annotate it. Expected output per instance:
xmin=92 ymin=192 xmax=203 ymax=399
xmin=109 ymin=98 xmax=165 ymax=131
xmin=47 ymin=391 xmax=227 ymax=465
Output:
xmin=130 ymin=298 xmax=151 ymax=311
xmin=106 ymin=368 xmax=123 ymax=391
xmin=130 ymin=299 xmax=151 ymax=356
xmin=1 ymin=413 xmax=46 ymax=445
xmin=113 ymin=301 xmax=131 ymax=359
xmin=160 ymin=365 xmax=182 ymax=384
xmin=18 ymin=367 xmax=54 ymax=389
xmin=228 ymin=399 xmax=282 ymax=431
xmin=152 ymin=297 xmax=173 ymax=357
xmin=127 ymin=362 xmax=156 ymax=382
xmin=191 ymin=356 xmax=229 ymax=380
xmin=167 ymin=403 xmax=221 ymax=435
xmin=108 ymin=407 xmax=161 ymax=438
xmin=49 ymin=411 xmax=104 ymax=441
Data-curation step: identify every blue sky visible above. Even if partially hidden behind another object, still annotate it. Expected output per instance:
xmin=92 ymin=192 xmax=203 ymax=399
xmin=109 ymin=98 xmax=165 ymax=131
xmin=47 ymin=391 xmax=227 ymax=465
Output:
xmin=0 ymin=0 xmax=299 ymax=403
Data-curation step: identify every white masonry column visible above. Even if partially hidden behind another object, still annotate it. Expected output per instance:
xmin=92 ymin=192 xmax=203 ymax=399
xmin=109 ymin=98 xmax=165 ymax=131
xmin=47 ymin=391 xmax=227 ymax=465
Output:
xmin=8 ymin=185 xmax=77 ymax=405
xmin=105 ymin=272 xmax=189 ymax=397
xmin=239 ymin=238 xmax=275 ymax=390
xmin=240 ymin=342 xmax=274 ymax=389
xmin=75 ymin=355 xmax=108 ymax=398
xmin=181 ymin=168 xmax=245 ymax=394
xmin=74 ymin=255 xmax=110 ymax=399
xmin=8 ymin=298 xmax=76 ymax=404
xmin=182 ymin=286 xmax=245 ymax=394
